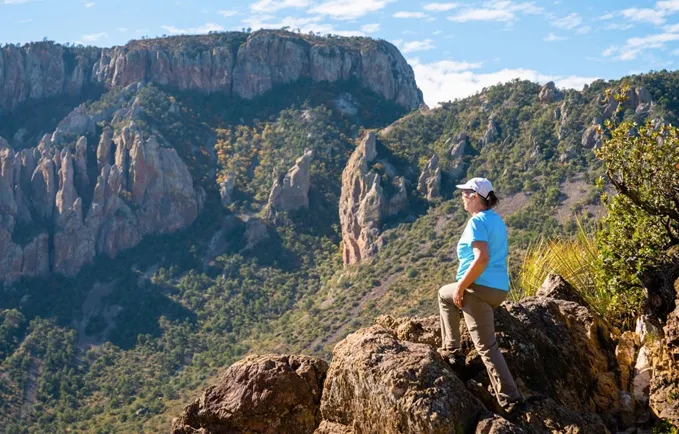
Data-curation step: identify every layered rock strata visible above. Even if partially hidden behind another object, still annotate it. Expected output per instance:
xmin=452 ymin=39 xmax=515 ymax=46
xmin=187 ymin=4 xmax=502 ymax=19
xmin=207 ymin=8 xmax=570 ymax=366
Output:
xmin=0 ymin=31 xmax=423 ymax=113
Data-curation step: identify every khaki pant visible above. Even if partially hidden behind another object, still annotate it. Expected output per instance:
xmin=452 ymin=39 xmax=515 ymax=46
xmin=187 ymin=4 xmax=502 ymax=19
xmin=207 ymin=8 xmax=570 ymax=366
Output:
xmin=438 ymin=282 xmax=521 ymax=406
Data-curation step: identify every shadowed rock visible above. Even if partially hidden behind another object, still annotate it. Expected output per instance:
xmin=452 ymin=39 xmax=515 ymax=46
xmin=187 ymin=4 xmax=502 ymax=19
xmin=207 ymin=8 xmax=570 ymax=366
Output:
xmin=170 ymin=354 xmax=328 ymax=434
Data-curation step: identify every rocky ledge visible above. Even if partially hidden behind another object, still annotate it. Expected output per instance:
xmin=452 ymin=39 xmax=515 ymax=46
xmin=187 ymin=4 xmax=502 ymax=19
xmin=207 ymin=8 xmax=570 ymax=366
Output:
xmin=171 ymin=274 xmax=679 ymax=433
xmin=0 ymin=30 xmax=423 ymax=113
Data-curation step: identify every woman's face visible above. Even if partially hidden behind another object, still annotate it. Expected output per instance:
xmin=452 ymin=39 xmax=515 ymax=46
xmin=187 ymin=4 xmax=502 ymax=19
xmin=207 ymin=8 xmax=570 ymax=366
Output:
xmin=461 ymin=189 xmax=477 ymax=212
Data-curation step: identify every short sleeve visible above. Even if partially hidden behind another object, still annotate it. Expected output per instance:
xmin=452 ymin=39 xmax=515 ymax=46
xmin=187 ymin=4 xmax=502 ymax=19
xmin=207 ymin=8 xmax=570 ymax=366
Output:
xmin=468 ymin=217 xmax=489 ymax=243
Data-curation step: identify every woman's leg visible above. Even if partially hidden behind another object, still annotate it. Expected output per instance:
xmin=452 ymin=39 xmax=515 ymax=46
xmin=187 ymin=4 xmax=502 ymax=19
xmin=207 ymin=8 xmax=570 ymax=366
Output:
xmin=462 ymin=286 xmax=521 ymax=407
xmin=438 ymin=283 xmax=462 ymax=350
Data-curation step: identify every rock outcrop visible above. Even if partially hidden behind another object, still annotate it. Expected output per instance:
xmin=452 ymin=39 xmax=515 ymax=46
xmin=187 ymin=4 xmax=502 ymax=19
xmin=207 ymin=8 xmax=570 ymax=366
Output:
xmin=319 ymin=325 xmax=487 ymax=433
xmin=171 ymin=355 xmax=328 ymax=434
xmin=582 ymin=123 xmax=603 ymax=149
xmin=649 ymin=295 xmax=679 ymax=425
xmin=175 ymin=274 xmax=668 ymax=434
xmin=602 ymin=85 xmax=653 ymax=119
xmin=0 ymin=98 xmax=200 ymax=280
xmin=538 ymin=81 xmax=563 ymax=104
xmin=267 ymin=149 xmax=313 ymax=215
xmin=1 ymin=31 xmax=423 ymax=113
xmin=448 ymin=131 xmax=467 ymax=179
xmin=339 ymin=132 xmax=408 ymax=266
xmin=480 ymin=118 xmax=500 ymax=146
xmin=417 ymin=154 xmax=441 ymax=201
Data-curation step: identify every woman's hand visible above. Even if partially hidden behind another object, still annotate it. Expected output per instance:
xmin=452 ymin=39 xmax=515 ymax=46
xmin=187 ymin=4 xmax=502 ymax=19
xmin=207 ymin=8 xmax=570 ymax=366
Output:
xmin=453 ymin=284 xmax=466 ymax=308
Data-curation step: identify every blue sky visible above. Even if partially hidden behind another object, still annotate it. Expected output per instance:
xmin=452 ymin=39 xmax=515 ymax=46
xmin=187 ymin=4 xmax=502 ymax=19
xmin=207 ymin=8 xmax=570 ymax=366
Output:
xmin=1 ymin=0 xmax=679 ymax=106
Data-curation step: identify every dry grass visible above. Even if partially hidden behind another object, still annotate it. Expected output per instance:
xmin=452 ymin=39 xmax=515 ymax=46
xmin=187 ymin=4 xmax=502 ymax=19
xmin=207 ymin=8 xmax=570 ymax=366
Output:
xmin=510 ymin=219 xmax=612 ymax=319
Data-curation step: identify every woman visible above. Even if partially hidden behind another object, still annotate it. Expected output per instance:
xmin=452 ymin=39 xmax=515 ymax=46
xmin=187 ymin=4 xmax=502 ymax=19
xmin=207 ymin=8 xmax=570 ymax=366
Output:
xmin=438 ymin=177 xmax=523 ymax=413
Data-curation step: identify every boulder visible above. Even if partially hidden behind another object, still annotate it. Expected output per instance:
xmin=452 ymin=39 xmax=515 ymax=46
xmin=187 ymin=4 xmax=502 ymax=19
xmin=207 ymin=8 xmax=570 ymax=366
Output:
xmin=170 ymin=355 xmax=328 ymax=434
xmin=535 ymin=273 xmax=588 ymax=306
xmin=581 ymin=124 xmax=602 ymax=149
xmin=475 ymin=414 xmax=525 ymax=433
xmin=538 ymin=82 xmax=563 ymax=104
xmin=319 ymin=325 xmax=487 ymax=433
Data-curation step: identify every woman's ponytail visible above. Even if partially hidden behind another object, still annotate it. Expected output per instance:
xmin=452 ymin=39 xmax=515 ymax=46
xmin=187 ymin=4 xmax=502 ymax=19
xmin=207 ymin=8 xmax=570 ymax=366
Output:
xmin=481 ymin=191 xmax=500 ymax=209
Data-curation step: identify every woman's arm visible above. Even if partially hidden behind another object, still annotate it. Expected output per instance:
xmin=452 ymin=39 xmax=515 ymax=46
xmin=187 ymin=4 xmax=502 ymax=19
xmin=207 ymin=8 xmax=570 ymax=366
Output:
xmin=453 ymin=241 xmax=489 ymax=308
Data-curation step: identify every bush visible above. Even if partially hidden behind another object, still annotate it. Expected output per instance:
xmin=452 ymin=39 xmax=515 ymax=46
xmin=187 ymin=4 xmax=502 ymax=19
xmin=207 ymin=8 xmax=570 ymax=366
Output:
xmin=595 ymin=85 xmax=679 ymax=326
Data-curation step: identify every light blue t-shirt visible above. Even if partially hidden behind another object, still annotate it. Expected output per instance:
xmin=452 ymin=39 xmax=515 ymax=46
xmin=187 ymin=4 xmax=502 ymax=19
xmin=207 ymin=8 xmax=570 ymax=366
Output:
xmin=456 ymin=209 xmax=510 ymax=291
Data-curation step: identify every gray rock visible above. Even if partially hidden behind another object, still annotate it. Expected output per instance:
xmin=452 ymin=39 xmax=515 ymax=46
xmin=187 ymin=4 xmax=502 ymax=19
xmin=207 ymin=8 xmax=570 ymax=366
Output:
xmin=319 ymin=325 xmax=486 ymax=433
xmin=219 ymin=172 xmax=236 ymax=207
xmin=268 ymin=149 xmax=313 ymax=214
xmin=538 ymin=81 xmax=563 ymax=104
xmin=581 ymin=124 xmax=602 ymax=149
xmin=417 ymin=154 xmax=441 ymax=201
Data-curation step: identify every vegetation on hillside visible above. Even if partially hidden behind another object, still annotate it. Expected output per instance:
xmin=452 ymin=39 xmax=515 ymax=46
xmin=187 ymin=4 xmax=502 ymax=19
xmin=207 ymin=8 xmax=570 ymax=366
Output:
xmin=2 ymin=71 xmax=679 ymax=432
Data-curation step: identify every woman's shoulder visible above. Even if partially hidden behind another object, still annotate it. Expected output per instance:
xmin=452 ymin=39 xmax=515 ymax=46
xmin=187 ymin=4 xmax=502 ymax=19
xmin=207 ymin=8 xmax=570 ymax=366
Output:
xmin=473 ymin=210 xmax=505 ymax=225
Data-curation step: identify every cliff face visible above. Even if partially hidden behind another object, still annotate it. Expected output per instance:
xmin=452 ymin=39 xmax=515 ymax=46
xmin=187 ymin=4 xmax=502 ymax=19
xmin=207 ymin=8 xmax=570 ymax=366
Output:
xmin=0 ymin=85 xmax=201 ymax=281
xmin=0 ymin=31 xmax=423 ymax=113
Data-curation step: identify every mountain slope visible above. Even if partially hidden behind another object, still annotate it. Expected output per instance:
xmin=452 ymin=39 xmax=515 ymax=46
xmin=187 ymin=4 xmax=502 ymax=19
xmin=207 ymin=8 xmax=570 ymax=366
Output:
xmin=0 ymin=29 xmax=678 ymax=432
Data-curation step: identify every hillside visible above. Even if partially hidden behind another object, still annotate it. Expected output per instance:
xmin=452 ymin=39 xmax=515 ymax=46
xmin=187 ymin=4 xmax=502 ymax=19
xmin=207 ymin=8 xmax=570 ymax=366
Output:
xmin=0 ymin=29 xmax=677 ymax=433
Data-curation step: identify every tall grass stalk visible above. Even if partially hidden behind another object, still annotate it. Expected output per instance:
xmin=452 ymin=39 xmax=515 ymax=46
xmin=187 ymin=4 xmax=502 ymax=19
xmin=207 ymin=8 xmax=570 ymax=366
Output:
xmin=510 ymin=219 xmax=612 ymax=318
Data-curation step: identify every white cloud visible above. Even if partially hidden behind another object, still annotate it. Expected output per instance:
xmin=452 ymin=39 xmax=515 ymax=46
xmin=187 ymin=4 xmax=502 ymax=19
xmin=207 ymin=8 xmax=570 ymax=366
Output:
xmin=552 ymin=13 xmax=581 ymax=30
xmin=82 ymin=32 xmax=108 ymax=42
xmin=665 ymin=23 xmax=679 ymax=32
xmin=19 ymin=18 xmax=32 ymax=23
xmin=448 ymin=1 xmax=542 ymax=23
xmin=621 ymin=8 xmax=666 ymax=25
xmin=433 ymin=30 xmax=442 ymax=35
xmin=409 ymin=58 xmax=597 ymax=107
xmin=242 ymin=15 xmax=364 ymax=36
xmin=117 ymin=27 xmax=129 ymax=32
xmin=3 ymin=0 xmax=38 ymax=3
xmin=576 ymin=25 xmax=591 ymax=34
xmin=361 ymin=23 xmax=380 ymax=33
xmin=251 ymin=0 xmax=309 ymax=13
xmin=161 ymin=22 xmax=225 ymax=35
xmin=397 ymin=39 xmax=436 ymax=53
xmin=423 ymin=2 xmax=459 ymax=11
xmin=308 ymin=0 xmax=392 ymax=20
xmin=604 ymin=23 xmax=634 ymax=30
xmin=544 ymin=33 xmax=567 ymax=42
xmin=604 ymin=31 xmax=679 ymax=60
xmin=448 ymin=9 xmax=513 ymax=22
xmin=218 ymin=10 xmax=238 ymax=17
xmin=602 ymin=46 xmax=617 ymax=57
xmin=84 ymin=1 xmax=95 ymax=7
xmin=658 ymin=0 xmax=679 ymax=12
xmin=394 ymin=11 xmax=428 ymax=18
xmin=599 ymin=12 xmax=616 ymax=20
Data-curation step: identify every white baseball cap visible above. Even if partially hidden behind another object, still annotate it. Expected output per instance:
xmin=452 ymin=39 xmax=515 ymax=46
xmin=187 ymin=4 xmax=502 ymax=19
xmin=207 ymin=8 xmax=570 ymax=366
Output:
xmin=456 ymin=177 xmax=494 ymax=199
